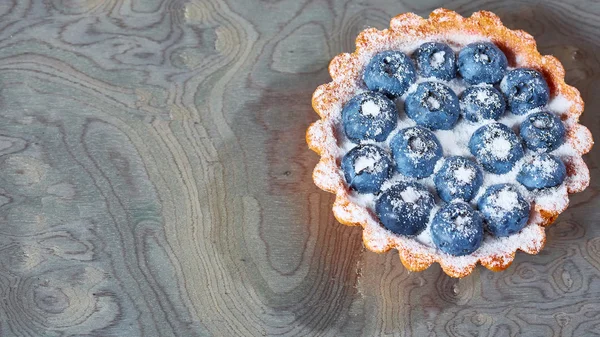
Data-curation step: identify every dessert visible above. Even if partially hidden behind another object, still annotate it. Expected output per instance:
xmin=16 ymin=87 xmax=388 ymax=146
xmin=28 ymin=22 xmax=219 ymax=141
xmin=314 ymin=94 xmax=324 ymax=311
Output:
xmin=306 ymin=9 xmax=593 ymax=277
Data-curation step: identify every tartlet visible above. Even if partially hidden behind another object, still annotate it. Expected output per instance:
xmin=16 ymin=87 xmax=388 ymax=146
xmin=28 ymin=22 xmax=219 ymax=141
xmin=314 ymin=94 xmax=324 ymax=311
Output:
xmin=306 ymin=9 xmax=593 ymax=278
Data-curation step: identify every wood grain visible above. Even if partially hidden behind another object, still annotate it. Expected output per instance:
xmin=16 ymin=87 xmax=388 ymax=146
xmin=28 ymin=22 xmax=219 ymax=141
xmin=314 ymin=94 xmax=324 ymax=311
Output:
xmin=0 ymin=0 xmax=598 ymax=336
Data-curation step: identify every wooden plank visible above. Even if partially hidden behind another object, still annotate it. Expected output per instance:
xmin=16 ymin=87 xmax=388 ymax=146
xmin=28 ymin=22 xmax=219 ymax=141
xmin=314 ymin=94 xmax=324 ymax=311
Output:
xmin=0 ymin=0 xmax=598 ymax=336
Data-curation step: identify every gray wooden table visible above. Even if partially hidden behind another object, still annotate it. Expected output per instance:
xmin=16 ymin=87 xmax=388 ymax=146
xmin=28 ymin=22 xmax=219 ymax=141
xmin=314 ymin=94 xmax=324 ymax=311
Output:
xmin=0 ymin=0 xmax=598 ymax=336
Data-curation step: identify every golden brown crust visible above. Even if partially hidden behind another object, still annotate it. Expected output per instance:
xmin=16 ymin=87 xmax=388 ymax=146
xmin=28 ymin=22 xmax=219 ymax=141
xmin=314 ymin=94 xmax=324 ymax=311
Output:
xmin=306 ymin=9 xmax=593 ymax=278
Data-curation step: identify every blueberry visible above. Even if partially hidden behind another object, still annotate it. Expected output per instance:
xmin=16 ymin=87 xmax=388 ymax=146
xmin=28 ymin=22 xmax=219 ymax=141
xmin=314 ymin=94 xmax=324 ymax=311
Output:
xmin=363 ymin=50 xmax=417 ymax=98
xmin=469 ymin=123 xmax=524 ymax=174
xmin=457 ymin=42 xmax=508 ymax=85
xmin=519 ymin=111 xmax=566 ymax=152
xmin=341 ymin=144 xmax=393 ymax=194
xmin=413 ymin=42 xmax=457 ymax=81
xmin=517 ymin=153 xmax=566 ymax=190
xmin=478 ymin=184 xmax=530 ymax=237
xmin=341 ymin=91 xmax=398 ymax=143
xmin=460 ymin=86 xmax=506 ymax=122
xmin=375 ymin=182 xmax=435 ymax=236
xmin=431 ymin=202 xmax=484 ymax=256
xmin=434 ymin=156 xmax=484 ymax=202
xmin=500 ymin=68 xmax=550 ymax=115
xmin=404 ymin=82 xmax=460 ymax=130
xmin=390 ymin=126 xmax=443 ymax=178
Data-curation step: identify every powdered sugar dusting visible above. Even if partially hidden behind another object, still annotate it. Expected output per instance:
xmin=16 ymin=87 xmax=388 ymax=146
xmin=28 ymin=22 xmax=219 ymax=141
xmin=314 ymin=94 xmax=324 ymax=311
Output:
xmin=547 ymin=95 xmax=573 ymax=116
xmin=533 ymin=118 xmax=547 ymax=128
xmin=474 ymin=53 xmax=489 ymax=63
xmin=534 ymin=184 xmax=569 ymax=212
xmin=434 ymin=120 xmax=481 ymax=157
xmin=455 ymin=166 xmax=474 ymax=184
xmin=474 ymin=123 xmax=521 ymax=165
xmin=402 ymin=127 xmax=441 ymax=161
xmin=400 ymin=186 xmax=423 ymax=203
xmin=475 ymin=89 xmax=491 ymax=103
xmin=312 ymin=158 xmax=343 ymax=191
xmin=431 ymin=51 xmax=446 ymax=68
xmin=475 ymin=87 xmax=501 ymax=109
xmin=354 ymin=150 xmax=382 ymax=174
xmin=453 ymin=215 xmax=476 ymax=236
xmin=361 ymin=100 xmax=381 ymax=117
xmin=491 ymin=137 xmax=511 ymax=159
xmin=426 ymin=95 xmax=441 ymax=110
xmin=410 ymin=137 xmax=427 ymax=153
xmin=530 ymin=154 xmax=559 ymax=179
xmin=494 ymin=189 xmax=519 ymax=210
xmin=497 ymin=112 xmax=528 ymax=129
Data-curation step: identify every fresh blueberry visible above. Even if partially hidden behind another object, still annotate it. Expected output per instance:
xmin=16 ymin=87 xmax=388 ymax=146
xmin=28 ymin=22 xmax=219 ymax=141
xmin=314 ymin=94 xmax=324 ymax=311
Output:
xmin=404 ymin=82 xmax=460 ymax=130
xmin=390 ymin=126 xmax=443 ymax=178
xmin=457 ymin=42 xmax=508 ymax=85
xmin=469 ymin=123 xmax=524 ymax=174
xmin=478 ymin=184 xmax=530 ymax=237
xmin=431 ymin=201 xmax=484 ymax=256
xmin=434 ymin=156 xmax=484 ymax=202
xmin=519 ymin=111 xmax=566 ymax=152
xmin=413 ymin=42 xmax=457 ymax=81
xmin=517 ymin=153 xmax=566 ymax=190
xmin=500 ymin=68 xmax=550 ymax=115
xmin=341 ymin=91 xmax=398 ymax=143
xmin=363 ymin=50 xmax=417 ymax=98
xmin=460 ymin=86 xmax=506 ymax=122
xmin=375 ymin=182 xmax=435 ymax=236
xmin=341 ymin=144 xmax=393 ymax=194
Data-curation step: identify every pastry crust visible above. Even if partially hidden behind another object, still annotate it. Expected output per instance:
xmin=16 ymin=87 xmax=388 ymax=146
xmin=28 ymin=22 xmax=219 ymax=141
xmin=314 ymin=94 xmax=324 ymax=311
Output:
xmin=306 ymin=9 xmax=593 ymax=278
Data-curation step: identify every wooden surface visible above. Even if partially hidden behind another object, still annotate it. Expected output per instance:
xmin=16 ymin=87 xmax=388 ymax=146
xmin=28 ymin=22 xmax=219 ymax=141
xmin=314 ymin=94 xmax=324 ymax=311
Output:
xmin=0 ymin=0 xmax=598 ymax=336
